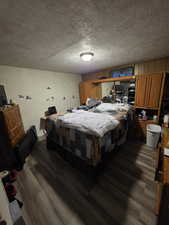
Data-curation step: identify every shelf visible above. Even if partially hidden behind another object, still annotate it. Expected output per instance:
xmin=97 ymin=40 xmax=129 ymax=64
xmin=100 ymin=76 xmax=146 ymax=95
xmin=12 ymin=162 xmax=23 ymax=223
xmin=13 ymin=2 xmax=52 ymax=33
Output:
xmin=134 ymin=106 xmax=159 ymax=110
xmin=92 ymin=76 xmax=135 ymax=84
xmin=135 ymin=119 xmax=155 ymax=122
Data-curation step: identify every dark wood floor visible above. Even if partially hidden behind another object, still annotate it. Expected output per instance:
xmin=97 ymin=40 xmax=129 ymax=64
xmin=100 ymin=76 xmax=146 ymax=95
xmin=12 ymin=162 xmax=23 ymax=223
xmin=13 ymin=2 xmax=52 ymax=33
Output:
xmin=16 ymin=140 xmax=157 ymax=225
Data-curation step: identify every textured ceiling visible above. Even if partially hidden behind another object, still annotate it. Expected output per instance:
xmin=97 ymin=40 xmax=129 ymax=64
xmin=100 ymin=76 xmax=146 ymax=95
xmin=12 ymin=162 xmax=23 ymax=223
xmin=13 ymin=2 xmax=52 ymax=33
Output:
xmin=0 ymin=0 xmax=169 ymax=74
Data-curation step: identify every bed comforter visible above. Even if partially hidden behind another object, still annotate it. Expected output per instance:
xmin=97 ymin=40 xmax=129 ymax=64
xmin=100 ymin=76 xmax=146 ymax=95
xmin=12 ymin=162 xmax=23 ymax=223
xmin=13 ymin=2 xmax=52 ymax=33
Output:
xmin=55 ymin=111 xmax=119 ymax=137
xmin=46 ymin=110 xmax=129 ymax=166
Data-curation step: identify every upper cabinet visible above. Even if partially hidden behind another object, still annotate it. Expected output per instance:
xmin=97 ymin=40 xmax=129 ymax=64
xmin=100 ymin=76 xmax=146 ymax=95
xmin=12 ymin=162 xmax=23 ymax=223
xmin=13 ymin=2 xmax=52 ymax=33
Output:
xmin=79 ymin=81 xmax=101 ymax=104
xmin=135 ymin=74 xmax=147 ymax=107
xmin=135 ymin=72 xmax=164 ymax=109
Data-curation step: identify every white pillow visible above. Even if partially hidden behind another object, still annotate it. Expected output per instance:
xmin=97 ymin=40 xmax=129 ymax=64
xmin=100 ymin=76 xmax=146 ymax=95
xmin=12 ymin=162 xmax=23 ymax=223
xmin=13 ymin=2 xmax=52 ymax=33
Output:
xmin=95 ymin=103 xmax=119 ymax=112
xmin=95 ymin=103 xmax=131 ymax=113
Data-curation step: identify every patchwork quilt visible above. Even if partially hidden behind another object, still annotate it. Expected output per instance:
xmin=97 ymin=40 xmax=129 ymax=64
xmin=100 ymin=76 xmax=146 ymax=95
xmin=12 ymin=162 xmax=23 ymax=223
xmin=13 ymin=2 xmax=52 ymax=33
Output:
xmin=46 ymin=116 xmax=128 ymax=166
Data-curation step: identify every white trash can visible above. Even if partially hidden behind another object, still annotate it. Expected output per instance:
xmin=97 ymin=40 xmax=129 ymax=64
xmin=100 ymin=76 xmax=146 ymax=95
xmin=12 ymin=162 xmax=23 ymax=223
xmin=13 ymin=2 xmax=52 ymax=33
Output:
xmin=146 ymin=124 xmax=161 ymax=148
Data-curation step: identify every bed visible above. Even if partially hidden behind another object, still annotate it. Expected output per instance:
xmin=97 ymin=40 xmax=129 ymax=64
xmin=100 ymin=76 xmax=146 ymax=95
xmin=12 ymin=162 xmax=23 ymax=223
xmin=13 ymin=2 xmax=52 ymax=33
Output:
xmin=45 ymin=103 xmax=133 ymax=168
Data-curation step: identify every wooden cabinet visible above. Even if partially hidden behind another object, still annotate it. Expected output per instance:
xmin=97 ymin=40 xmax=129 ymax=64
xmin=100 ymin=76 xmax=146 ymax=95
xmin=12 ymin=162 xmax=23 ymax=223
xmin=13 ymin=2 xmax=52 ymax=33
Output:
xmin=135 ymin=75 xmax=147 ymax=107
xmin=0 ymin=105 xmax=25 ymax=170
xmin=2 ymin=105 xmax=25 ymax=147
xmin=79 ymin=81 xmax=101 ymax=104
xmin=134 ymin=119 xmax=157 ymax=139
xmin=79 ymin=76 xmax=135 ymax=104
xmin=135 ymin=73 xmax=163 ymax=109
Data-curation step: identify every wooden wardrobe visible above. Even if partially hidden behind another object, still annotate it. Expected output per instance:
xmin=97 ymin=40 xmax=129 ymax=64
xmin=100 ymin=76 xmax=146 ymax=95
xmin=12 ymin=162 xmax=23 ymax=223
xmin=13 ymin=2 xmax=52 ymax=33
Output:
xmin=79 ymin=81 xmax=101 ymax=104
xmin=0 ymin=105 xmax=25 ymax=170
xmin=135 ymin=72 xmax=164 ymax=109
xmin=134 ymin=72 xmax=166 ymax=139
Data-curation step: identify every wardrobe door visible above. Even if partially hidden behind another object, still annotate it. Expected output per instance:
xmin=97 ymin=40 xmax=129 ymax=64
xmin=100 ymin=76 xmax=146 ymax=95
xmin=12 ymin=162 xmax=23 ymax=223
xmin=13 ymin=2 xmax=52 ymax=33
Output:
xmin=79 ymin=82 xmax=93 ymax=104
xmin=147 ymin=73 xmax=163 ymax=109
xmin=79 ymin=82 xmax=86 ymax=104
xmin=135 ymin=75 xmax=147 ymax=107
xmin=79 ymin=81 xmax=101 ymax=104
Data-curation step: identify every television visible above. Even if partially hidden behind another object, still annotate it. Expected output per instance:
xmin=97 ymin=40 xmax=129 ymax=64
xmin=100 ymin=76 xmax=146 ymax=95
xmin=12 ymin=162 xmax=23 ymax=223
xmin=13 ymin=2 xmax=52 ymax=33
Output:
xmin=0 ymin=85 xmax=8 ymax=107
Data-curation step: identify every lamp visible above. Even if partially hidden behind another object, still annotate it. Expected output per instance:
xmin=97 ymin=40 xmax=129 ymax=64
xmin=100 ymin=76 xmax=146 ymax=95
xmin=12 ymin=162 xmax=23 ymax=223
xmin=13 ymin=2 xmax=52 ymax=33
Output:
xmin=80 ymin=52 xmax=94 ymax=62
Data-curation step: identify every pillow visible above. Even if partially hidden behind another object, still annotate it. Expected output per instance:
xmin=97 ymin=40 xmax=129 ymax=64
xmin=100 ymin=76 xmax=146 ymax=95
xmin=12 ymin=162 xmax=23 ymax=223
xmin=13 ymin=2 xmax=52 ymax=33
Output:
xmin=95 ymin=103 xmax=132 ymax=113
xmin=95 ymin=103 xmax=119 ymax=113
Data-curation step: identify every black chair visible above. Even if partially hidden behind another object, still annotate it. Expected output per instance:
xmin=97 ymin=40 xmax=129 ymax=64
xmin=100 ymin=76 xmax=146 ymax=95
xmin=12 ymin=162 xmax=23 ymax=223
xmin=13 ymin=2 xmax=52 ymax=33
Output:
xmin=48 ymin=106 xmax=57 ymax=115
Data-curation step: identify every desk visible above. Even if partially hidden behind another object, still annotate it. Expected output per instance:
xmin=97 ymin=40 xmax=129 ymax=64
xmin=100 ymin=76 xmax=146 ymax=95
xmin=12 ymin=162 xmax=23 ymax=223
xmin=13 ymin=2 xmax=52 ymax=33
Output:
xmin=40 ymin=113 xmax=63 ymax=131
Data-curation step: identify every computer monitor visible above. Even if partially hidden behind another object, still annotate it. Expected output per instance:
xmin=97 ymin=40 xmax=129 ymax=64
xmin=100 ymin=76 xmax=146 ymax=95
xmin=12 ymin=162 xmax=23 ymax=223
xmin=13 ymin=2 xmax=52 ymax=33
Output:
xmin=0 ymin=85 xmax=8 ymax=107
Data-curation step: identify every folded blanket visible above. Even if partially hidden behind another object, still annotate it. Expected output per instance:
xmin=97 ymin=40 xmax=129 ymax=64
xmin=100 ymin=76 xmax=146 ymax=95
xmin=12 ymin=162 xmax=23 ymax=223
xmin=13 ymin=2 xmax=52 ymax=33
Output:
xmin=56 ymin=111 xmax=119 ymax=137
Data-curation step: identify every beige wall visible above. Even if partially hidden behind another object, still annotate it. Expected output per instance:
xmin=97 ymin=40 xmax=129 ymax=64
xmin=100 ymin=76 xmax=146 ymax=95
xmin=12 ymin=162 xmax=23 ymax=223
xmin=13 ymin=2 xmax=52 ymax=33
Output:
xmin=82 ymin=57 xmax=169 ymax=81
xmin=0 ymin=65 xmax=81 ymax=136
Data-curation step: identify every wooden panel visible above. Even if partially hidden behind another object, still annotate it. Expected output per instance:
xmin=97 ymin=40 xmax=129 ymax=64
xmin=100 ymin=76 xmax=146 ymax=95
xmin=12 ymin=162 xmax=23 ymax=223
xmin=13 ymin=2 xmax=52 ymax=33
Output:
xmin=147 ymin=73 xmax=163 ymax=108
xmin=92 ymin=76 xmax=135 ymax=84
xmin=3 ymin=105 xmax=25 ymax=147
xmin=79 ymin=82 xmax=92 ymax=104
xmin=155 ymin=182 xmax=163 ymax=215
xmin=135 ymin=119 xmax=157 ymax=139
xmin=82 ymin=69 xmax=110 ymax=81
xmin=79 ymin=82 xmax=86 ymax=104
xmin=135 ymin=75 xmax=147 ymax=107
xmin=79 ymin=82 xmax=101 ymax=104
xmin=135 ymin=57 xmax=169 ymax=75
xmin=82 ymin=57 xmax=169 ymax=82
xmin=135 ymin=72 xmax=164 ymax=109
xmin=163 ymin=157 xmax=169 ymax=184
xmin=162 ymin=127 xmax=169 ymax=148
xmin=144 ymin=75 xmax=151 ymax=107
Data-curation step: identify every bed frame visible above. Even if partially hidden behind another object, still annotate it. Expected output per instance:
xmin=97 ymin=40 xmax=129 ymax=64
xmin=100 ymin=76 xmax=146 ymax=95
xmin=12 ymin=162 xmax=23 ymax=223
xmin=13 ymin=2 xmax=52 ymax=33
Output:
xmin=46 ymin=133 xmax=122 ymax=179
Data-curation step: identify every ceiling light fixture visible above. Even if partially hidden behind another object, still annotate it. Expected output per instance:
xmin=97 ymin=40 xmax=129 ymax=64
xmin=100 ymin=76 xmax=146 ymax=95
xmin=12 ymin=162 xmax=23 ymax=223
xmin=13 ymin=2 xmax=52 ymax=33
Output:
xmin=80 ymin=52 xmax=94 ymax=62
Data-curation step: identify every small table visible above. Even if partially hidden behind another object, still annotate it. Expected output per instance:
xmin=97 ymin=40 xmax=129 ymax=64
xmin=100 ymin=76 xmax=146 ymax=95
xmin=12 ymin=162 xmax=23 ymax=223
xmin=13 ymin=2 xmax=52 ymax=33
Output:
xmin=40 ymin=113 xmax=64 ymax=133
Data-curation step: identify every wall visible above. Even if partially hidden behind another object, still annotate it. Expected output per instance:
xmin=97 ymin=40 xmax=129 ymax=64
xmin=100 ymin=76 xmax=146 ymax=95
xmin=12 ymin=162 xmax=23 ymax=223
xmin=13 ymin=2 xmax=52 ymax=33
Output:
xmin=0 ymin=65 xmax=81 ymax=136
xmin=82 ymin=57 xmax=169 ymax=81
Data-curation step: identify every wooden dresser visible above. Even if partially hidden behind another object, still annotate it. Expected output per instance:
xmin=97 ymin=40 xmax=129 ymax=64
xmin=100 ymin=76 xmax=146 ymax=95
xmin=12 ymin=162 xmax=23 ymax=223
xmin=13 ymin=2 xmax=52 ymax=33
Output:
xmin=0 ymin=105 xmax=25 ymax=171
xmin=135 ymin=72 xmax=163 ymax=109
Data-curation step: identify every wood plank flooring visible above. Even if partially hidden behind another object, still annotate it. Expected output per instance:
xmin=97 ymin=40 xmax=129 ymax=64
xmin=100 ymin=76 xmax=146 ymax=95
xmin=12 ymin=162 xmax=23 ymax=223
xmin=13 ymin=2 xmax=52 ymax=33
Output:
xmin=16 ymin=140 xmax=157 ymax=225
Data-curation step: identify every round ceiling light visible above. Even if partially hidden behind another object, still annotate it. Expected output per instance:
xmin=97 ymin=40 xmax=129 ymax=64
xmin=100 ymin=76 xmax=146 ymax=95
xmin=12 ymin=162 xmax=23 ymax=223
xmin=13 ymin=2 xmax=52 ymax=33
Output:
xmin=80 ymin=52 xmax=94 ymax=62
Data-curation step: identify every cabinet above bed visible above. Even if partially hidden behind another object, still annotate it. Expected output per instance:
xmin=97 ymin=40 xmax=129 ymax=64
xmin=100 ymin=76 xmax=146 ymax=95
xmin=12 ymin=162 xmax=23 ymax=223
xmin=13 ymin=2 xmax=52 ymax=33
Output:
xmin=79 ymin=81 xmax=101 ymax=104
xmin=79 ymin=76 xmax=135 ymax=105
xmin=92 ymin=76 xmax=135 ymax=84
